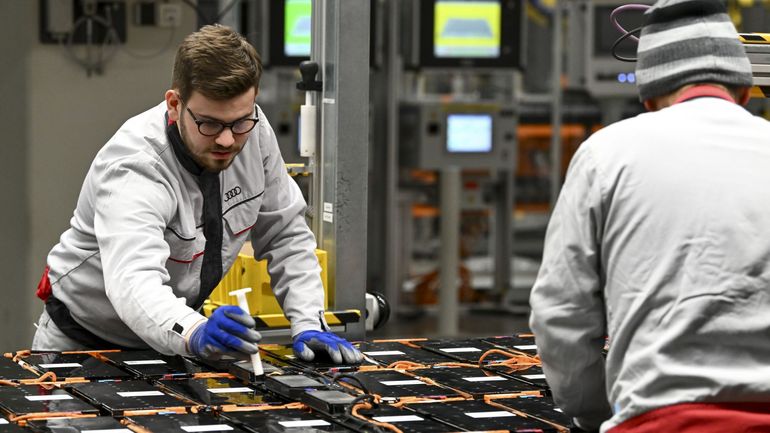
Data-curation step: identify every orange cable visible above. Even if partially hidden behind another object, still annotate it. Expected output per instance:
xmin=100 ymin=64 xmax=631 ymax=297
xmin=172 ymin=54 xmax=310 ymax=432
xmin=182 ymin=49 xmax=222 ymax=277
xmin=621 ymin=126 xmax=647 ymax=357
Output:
xmin=350 ymin=402 xmax=404 ymax=433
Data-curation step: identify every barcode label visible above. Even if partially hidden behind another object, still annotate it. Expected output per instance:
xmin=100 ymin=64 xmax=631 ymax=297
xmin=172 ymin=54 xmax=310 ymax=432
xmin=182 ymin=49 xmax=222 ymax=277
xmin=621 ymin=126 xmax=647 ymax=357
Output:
xmin=462 ymin=376 xmax=507 ymax=382
xmin=363 ymin=351 xmax=405 ymax=356
xmin=372 ymin=415 xmax=424 ymax=423
xmin=465 ymin=411 xmax=516 ymax=419
xmin=180 ymin=426 xmax=235 ymax=432
xmin=25 ymin=394 xmax=73 ymax=401
xmin=39 ymin=363 xmax=81 ymax=368
xmin=207 ymin=387 xmax=253 ymax=394
xmin=117 ymin=391 xmax=165 ymax=397
xmin=277 ymin=420 xmax=330 ymax=428
xmin=124 ymin=360 xmax=167 ymax=365
xmin=439 ymin=347 xmax=481 ymax=353
xmin=380 ymin=380 xmax=424 ymax=386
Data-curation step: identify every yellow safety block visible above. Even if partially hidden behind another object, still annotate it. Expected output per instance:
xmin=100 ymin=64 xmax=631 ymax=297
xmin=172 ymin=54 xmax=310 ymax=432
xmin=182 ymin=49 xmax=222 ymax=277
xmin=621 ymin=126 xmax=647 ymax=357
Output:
xmin=203 ymin=249 xmax=328 ymax=317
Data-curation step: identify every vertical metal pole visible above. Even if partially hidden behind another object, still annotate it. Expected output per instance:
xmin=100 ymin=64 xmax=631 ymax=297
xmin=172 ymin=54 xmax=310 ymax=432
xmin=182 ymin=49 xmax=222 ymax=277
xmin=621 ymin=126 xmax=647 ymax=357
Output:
xmin=550 ymin=0 xmax=564 ymax=209
xmin=439 ymin=167 xmax=461 ymax=336
xmin=316 ymin=0 xmax=370 ymax=339
xmin=384 ymin=0 xmax=402 ymax=317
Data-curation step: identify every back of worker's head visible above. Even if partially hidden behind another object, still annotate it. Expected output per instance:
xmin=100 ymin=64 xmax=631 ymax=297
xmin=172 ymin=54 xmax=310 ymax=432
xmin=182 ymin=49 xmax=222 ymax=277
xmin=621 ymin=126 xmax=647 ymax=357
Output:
xmin=172 ymin=24 xmax=262 ymax=103
xmin=635 ymin=0 xmax=752 ymax=103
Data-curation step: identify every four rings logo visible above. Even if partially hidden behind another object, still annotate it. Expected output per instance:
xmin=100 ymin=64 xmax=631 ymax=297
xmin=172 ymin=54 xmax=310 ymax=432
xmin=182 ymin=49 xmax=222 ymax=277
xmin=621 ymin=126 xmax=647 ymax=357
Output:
xmin=224 ymin=186 xmax=242 ymax=202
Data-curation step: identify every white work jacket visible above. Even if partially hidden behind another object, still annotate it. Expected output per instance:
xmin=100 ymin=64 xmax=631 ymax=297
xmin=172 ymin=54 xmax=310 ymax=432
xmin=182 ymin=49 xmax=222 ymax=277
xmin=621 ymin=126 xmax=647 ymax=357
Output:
xmin=46 ymin=101 xmax=324 ymax=356
xmin=530 ymin=97 xmax=770 ymax=431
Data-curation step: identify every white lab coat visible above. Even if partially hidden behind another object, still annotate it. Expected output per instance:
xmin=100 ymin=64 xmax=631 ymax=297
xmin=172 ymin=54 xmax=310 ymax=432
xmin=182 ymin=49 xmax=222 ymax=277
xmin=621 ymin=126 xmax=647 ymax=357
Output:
xmin=530 ymin=97 xmax=770 ymax=431
xmin=39 ymin=101 xmax=324 ymax=356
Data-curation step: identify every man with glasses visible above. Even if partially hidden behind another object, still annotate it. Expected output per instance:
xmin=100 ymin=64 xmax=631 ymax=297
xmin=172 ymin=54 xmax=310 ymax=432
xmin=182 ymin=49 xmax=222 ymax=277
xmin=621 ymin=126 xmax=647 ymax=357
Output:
xmin=31 ymin=24 xmax=362 ymax=365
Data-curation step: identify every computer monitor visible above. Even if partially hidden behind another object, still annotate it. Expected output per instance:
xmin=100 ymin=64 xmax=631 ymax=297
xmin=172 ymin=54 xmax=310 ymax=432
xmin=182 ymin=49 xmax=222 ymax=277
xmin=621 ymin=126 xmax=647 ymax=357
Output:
xmin=406 ymin=0 xmax=524 ymax=69
xmin=446 ymin=114 xmax=494 ymax=153
xmin=242 ymin=0 xmax=379 ymax=69
xmin=399 ymin=102 xmax=515 ymax=169
xmin=283 ymin=0 xmax=312 ymax=57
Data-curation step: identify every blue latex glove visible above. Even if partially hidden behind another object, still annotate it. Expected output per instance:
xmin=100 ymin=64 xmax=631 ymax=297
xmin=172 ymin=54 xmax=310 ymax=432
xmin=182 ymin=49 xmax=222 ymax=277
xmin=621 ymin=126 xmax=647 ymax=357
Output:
xmin=293 ymin=330 xmax=363 ymax=364
xmin=188 ymin=306 xmax=261 ymax=359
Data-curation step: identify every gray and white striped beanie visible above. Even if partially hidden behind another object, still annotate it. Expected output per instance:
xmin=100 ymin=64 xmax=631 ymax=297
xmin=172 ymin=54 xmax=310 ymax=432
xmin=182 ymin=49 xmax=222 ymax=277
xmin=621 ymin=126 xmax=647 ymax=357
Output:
xmin=635 ymin=0 xmax=752 ymax=102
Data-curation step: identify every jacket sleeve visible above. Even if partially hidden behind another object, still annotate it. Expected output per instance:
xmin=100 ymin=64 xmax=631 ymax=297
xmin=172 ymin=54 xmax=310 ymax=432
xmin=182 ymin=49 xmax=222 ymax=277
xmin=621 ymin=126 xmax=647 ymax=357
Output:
xmin=249 ymin=116 xmax=324 ymax=337
xmin=528 ymin=144 xmax=613 ymax=430
xmin=94 ymin=159 xmax=204 ymax=356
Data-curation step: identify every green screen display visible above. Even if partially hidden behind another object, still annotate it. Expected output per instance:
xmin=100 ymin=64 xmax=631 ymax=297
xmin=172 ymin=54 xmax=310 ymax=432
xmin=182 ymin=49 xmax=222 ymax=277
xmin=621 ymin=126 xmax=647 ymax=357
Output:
xmin=434 ymin=0 xmax=501 ymax=58
xmin=284 ymin=0 xmax=312 ymax=57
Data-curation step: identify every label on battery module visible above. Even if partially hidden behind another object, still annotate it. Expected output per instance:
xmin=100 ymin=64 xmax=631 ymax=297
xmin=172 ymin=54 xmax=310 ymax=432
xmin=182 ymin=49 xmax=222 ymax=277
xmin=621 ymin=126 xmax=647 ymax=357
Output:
xmin=207 ymin=387 xmax=253 ymax=394
xmin=278 ymin=420 xmax=331 ymax=428
xmin=39 ymin=363 xmax=82 ymax=368
xmin=439 ymin=347 xmax=482 ymax=353
xmin=372 ymin=415 xmax=425 ymax=423
xmin=462 ymin=376 xmax=507 ymax=382
xmin=82 ymin=429 xmax=133 ymax=433
xmin=25 ymin=394 xmax=74 ymax=401
xmin=124 ymin=360 xmax=167 ymax=365
xmin=117 ymin=391 xmax=165 ymax=398
xmin=514 ymin=345 xmax=538 ymax=350
xmin=181 ymin=425 xmax=235 ymax=432
xmin=363 ymin=351 xmax=406 ymax=356
xmin=522 ymin=374 xmax=546 ymax=380
xmin=465 ymin=411 xmax=516 ymax=418
xmin=380 ymin=380 xmax=424 ymax=386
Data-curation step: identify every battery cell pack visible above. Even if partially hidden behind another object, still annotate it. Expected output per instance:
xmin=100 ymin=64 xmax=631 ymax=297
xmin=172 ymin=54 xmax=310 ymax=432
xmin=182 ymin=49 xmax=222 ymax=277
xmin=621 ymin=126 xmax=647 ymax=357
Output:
xmin=23 ymin=353 xmax=131 ymax=381
xmin=489 ymin=396 xmax=573 ymax=431
xmin=357 ymin=341 xmax=455 ymax=366
xmin=0 ymin=385 xmax=98 ymax=419
xmin=69 ymin=380 xmax=196 ymax=416
xmin=127 ymin=413 xmax=251 ymax=433
xmin=159 ymin=377 xmax=281 ymax=408
xmin=0 ymin=358 xmax=38 ymax=383
xmin=222 ymin=408 xmax=354 ymax=433
xmin=347 ymin=403 xmax=457 ymax=433
xmin=339 ymin=370 xmax=461 ymax=400
xmin=260 ymin=345 xmax=367 ymax=373
xmin=410 ymin=366 xmax=543 ymax=398
xmin=406 ymin=399 xmax=558 ymax=432
xmin=414 ymin=339 xmax=518 ymax=364
xmin=26 ymin=416 xmax=127 ymax=433
xmin=101 ymin=351 xmax=204 ymax=379
xmin=264 ymin=374 xmax=327 ymax=400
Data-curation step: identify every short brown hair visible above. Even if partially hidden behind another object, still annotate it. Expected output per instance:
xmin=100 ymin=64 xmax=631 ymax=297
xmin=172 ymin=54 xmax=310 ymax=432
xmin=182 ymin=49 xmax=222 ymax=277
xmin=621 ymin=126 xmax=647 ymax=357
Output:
xmin=172 ymin=24 xmax=262 ymax=102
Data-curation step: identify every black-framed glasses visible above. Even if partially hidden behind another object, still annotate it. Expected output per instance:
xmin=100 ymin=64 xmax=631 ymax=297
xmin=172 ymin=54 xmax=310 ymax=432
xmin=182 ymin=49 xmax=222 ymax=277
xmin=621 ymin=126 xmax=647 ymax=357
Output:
xmin=185 ymin=105 xmax=259 ymax=136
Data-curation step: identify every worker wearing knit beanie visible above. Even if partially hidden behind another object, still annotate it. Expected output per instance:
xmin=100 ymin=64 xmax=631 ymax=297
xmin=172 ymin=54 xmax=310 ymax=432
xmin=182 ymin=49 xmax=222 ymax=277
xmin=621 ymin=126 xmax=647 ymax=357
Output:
xmin=530 ymin=1 xmax=770 ymax=433
xmin=635 ymin=0 xmax=753 ymax=107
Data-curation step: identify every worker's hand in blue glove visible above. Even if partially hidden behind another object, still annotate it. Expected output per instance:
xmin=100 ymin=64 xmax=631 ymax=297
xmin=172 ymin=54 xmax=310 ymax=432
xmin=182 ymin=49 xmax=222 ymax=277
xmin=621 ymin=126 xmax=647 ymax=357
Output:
xmin=188 ymin=306 xmax=261 ymax=359
xmin=292 ymin=330 xmax=363 ymax=364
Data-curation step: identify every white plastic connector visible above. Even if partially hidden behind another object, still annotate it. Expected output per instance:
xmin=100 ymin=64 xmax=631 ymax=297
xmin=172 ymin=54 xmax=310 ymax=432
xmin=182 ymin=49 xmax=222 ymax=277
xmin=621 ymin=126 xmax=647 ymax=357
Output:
xmin=299 ymin=102 xmax=317 ymax=157
xmin=229 ymin=287 xmax=263 ymax=376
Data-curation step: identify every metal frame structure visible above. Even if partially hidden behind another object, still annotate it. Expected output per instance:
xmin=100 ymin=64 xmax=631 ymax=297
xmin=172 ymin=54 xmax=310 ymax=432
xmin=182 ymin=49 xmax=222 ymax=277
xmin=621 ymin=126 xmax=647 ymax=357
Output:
xmin=311 ymin=0 xmax=371 ymax=340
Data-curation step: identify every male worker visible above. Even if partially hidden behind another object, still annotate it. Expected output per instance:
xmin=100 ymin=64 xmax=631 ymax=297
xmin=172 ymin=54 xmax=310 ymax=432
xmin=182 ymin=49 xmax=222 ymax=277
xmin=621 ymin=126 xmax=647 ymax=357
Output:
xmin=32 ymin=24 xmax=362 ymax=365
xmin=529 ymin=0 xmax=770 ymax=431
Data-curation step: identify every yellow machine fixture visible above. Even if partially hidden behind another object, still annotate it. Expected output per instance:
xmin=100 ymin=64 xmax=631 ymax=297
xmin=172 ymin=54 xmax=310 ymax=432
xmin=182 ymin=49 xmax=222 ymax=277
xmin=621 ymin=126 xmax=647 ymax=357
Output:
xmin=740 ymin=33 xmax=770 ymax=97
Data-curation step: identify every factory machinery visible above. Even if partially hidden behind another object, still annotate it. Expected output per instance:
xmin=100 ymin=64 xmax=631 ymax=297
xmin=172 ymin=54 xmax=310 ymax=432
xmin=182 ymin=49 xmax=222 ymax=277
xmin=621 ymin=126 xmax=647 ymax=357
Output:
xmin=0 ymin=334 xmax=578 ymax=433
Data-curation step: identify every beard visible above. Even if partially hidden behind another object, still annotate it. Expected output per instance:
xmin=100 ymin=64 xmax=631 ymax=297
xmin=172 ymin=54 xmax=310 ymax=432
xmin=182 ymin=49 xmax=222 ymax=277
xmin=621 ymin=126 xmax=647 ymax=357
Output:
xmin=178 ymin=115 xmax=242 ymax=173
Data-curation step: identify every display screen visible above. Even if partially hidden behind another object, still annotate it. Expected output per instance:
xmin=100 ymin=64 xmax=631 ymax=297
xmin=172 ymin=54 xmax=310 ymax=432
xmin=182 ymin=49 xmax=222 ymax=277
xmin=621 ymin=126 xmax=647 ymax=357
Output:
xmin=594 ymin=5 xmax=646 ymax=58
xmin=446 ymin=114 xmax=493 ymax=153
xmin=434 ymin=0 xmax=501 ymax=58
xmin=284 ymin=0 xmax=312 ymax=57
